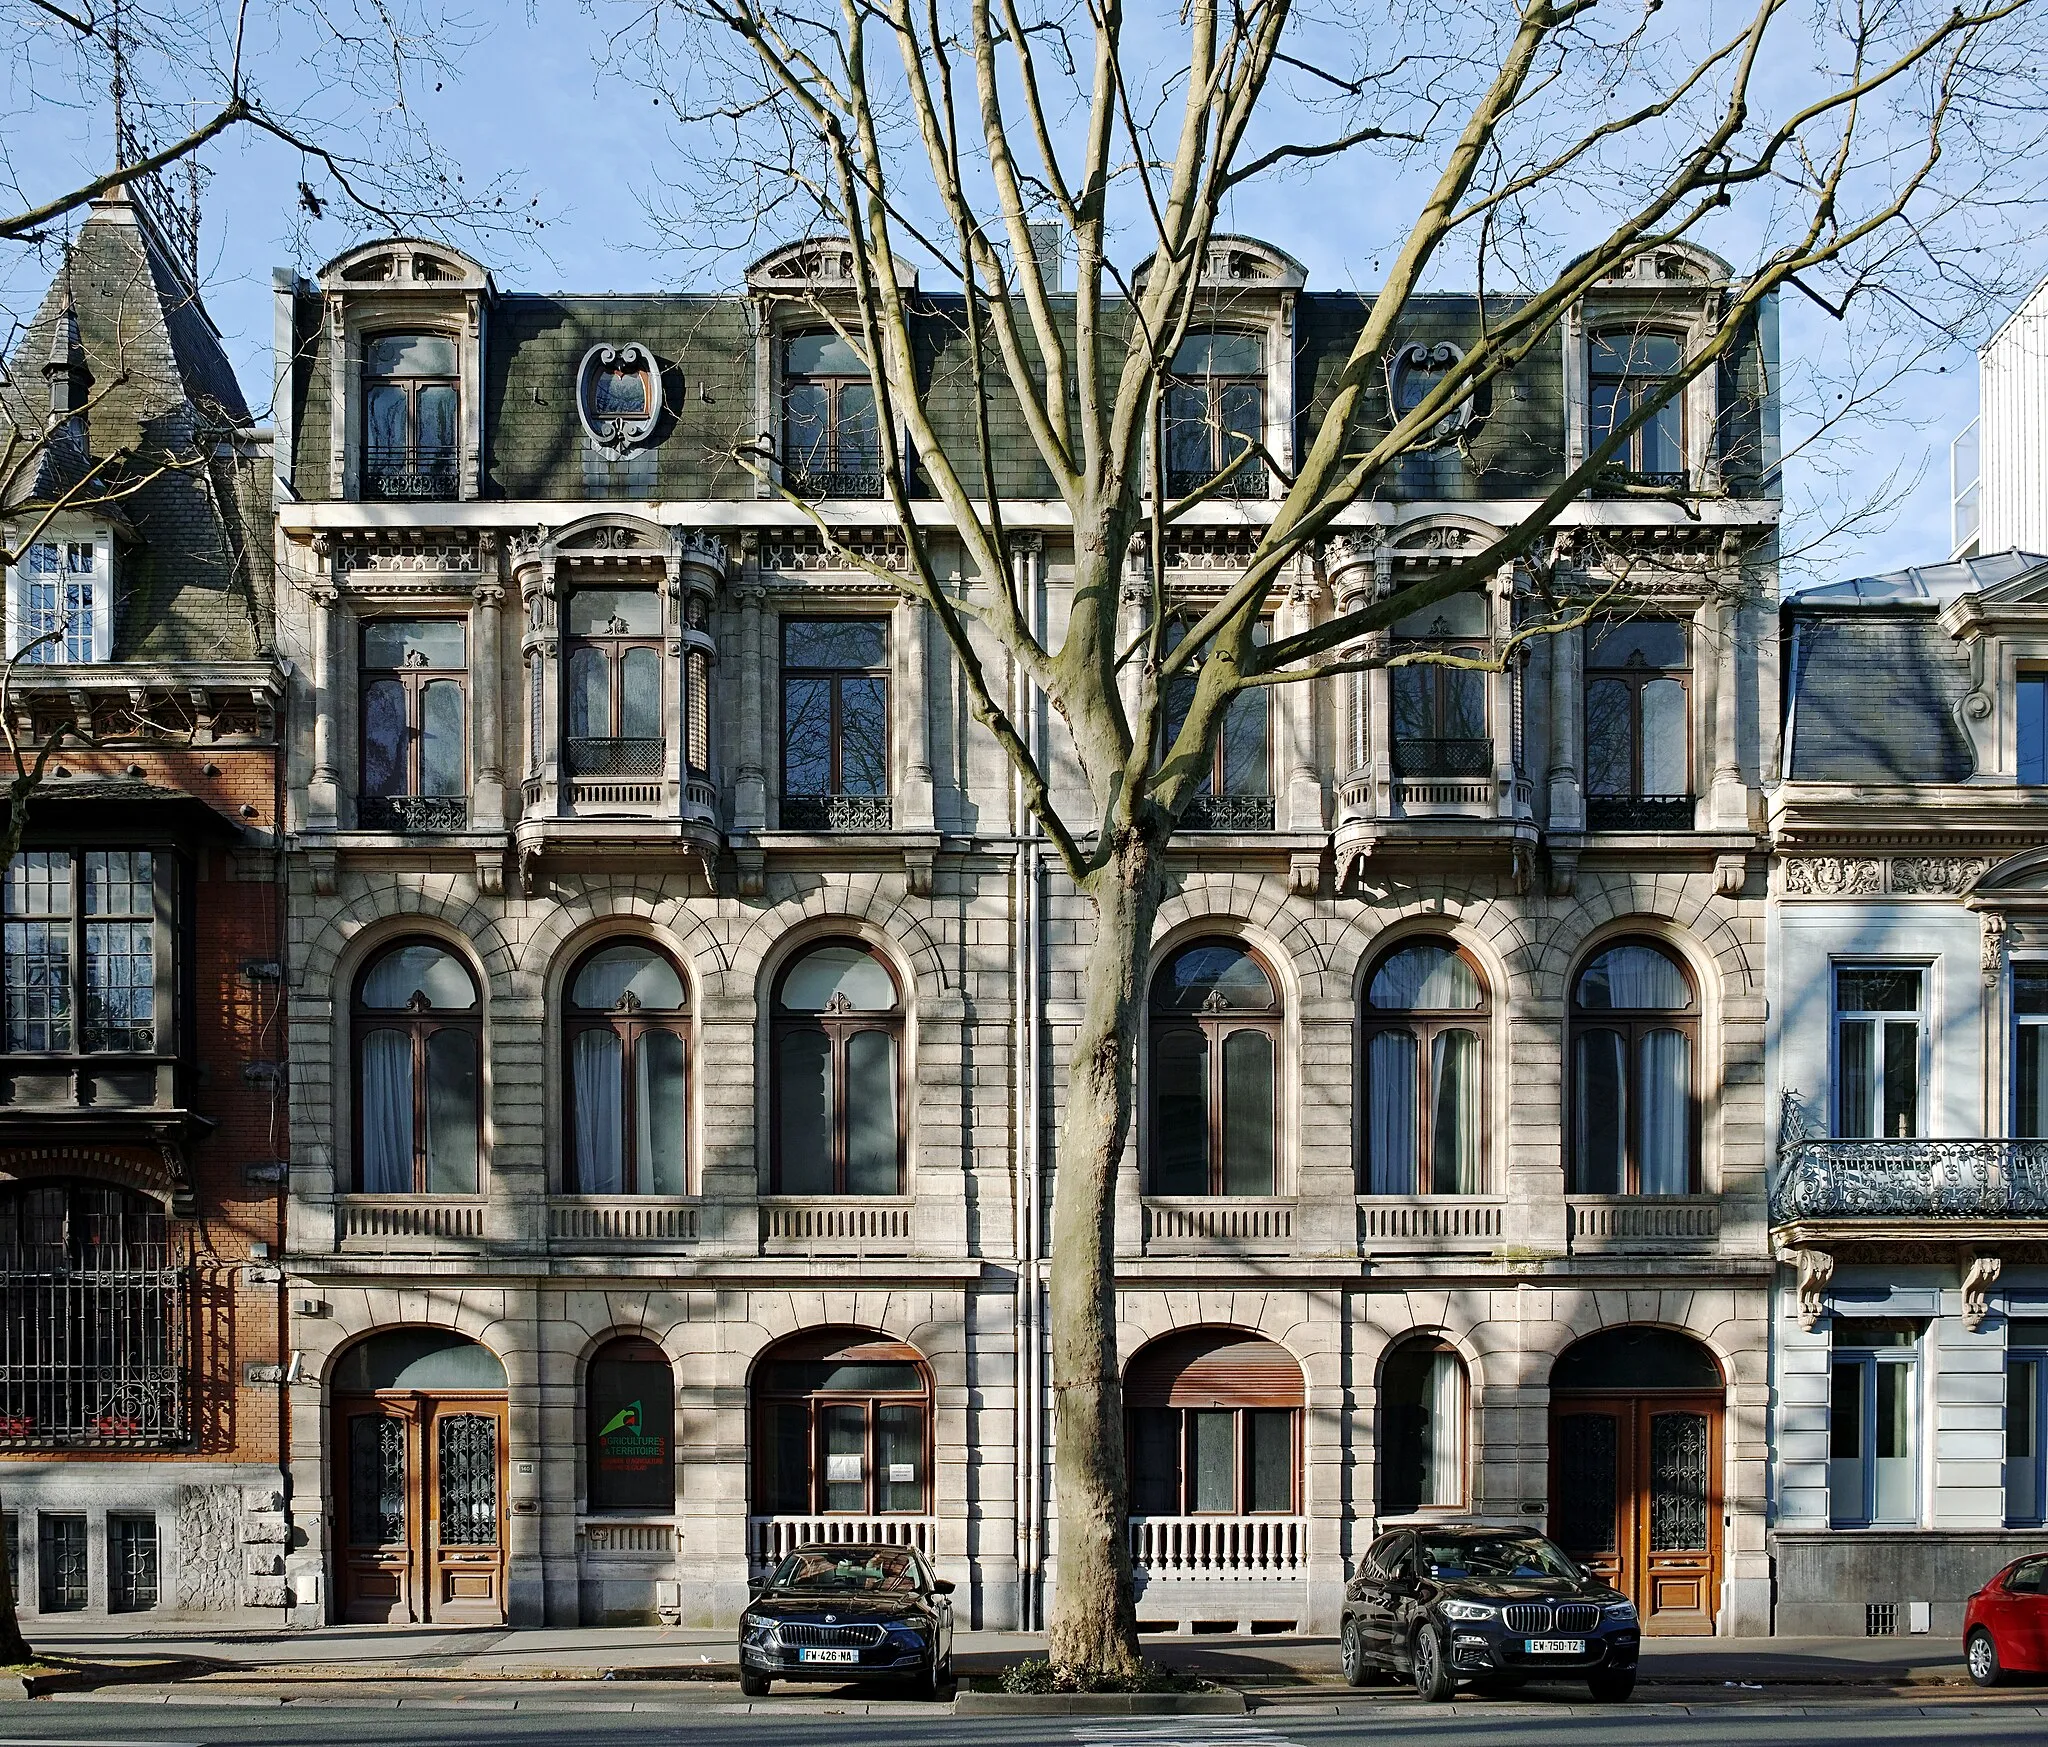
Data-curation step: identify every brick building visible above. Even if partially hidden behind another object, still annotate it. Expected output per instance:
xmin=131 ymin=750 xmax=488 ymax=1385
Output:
xmin=268 ymin=233 xmax=1780 ymax=1635
xmin=0 ymin=189 xmax=287 ymax=1624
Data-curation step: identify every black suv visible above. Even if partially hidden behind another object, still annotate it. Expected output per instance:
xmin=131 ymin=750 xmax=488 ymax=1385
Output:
xmin=737 ymin=1543 xmax=955 ymax=1698
xmin=1341 ymin=1525 xmax=1641 ymax=1702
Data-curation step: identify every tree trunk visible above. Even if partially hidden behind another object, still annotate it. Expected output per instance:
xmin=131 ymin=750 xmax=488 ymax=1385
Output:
xmin=1045 ymin=837 xmax=1163 ymax=1675
xmin=0 ymin=1478 xmax=28 ymax=1664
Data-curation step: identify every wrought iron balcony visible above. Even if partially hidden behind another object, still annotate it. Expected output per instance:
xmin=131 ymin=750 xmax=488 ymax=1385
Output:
xmin=1180 ymin=792 xmax=1277 ymax=832
xmin=567 ymin=737 xmax=664 ymax=778
xmin=1594 ymin=466 xmax=1689 ymax=496
xmin=359 ymin=793 xmax=469 ymax=833
xmin=0 ymin=1250 xmax=190 ymax=1448
xmin=1774 ymin=1138 xmax=2048 ymax=1224
xmin=1392 ymin=736 xmax=1492 ymax=778
xmin=1587 ymin=793 xmax=1694 ymax=831
xmin=364 ymin=443 xmax=459 ymax=501
xmin=783 ymin=447 xmax=884 ymax=500
xmin=1166 ymin=461 xmax=1269 ymax=500
xmin=782 ymin=791 xmax=894 ymax=832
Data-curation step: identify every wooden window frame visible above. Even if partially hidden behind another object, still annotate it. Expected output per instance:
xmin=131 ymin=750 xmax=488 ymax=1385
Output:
xmin=1 ymin=847 xmax=176 ymax=1061
xmin=565 ymin=598 xmax=664 ymax=742
xmin=1146 ymin=941 xmax=1283 ymax=1198
xmin=359 ymin=619 xmax=469 ymax=803
xmin=1127 ymin=1403 xmax=1302 ymax=1517
xmin=768 ymin=941 xmax=905 ymax=1196
xmin=361 ymin=332 xmax=461 ymax=501
xmin=750 ymin=1349 xmax=933 ymax=1518
xmin=1162 ymin=331 xmax=1266 ymax=496
xmin=563 ymin=944 xmax=691 ymax=1196
xmin=779 ymin=617 xmax=892 ymax=803
xmin=1361 ymin=940 xmax=1490 ymax=1196
xmin=1567 ymin=938 xmax=1701 ymax=1196
xmin=350 ymin=940 xmax=482 ymax=1195
xmin=1583 ymin=619 xmax=1693 ymax=803
xmin=1588 ymin=328 xmax=1687 ymax=482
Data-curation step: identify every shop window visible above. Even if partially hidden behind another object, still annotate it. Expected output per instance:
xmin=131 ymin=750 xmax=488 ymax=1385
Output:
xmin=752 ymin=1330 xmax=930 ymax=1517
xmin=2006 ymin=1320 xmax=2048 ymax=1528
xmin=781 ymin=619 xmax=891 ymax=831
xmin=1570 ymin=940 xmax=1698 ymax=1195
xmin=360 ymin=619 xmax=468 ymax=832
xmin=1585 ymin=617 xmax=1692 ymax=830
xmin=1832 ymin=966 xmax=1924 ymax=1140
xmin=110 ymin=1514 xmax=158 ymax=1611
xmin=1831 ymin=1322 xmax=1920 ymax=1528
xmin=352 ymin=941 xmax=481 ymax=1194
xmin=587 ymin=1337 xmax=676 ymax=1515
xmin=1162 ymin=619 xmax=1273 ymax=831
xmin=1148 ymin=940 xmax=1281 ymax=1197
xmin=363 ymin=333 xmax=459 ymax=500
xmin=1126 ymin=1329 xmax=1303 ymax=1516
xmin=565 ymin=589 xmax=663 ymax=782
xmin=770 ymin=941 xmax=903 ymax=1195
xmin=1163 ymin=331 xmax=1265 ymax=498
xmin=1380 ymin=1338 xmax=1468 ymax=1513
xmin=566 ymin=943 xmax=689 ymax=1195
xmin=781 ymin=332 xmax=881 ymax=498
xmin=1363 ymin=939 xmax=1487 ymax=1195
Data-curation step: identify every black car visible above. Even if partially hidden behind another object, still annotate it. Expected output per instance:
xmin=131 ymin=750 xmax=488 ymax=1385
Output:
xmin=737 ymin=1543 xmax=956 ymax=1698
xmin=1341 ymin=1525 xmax=1641 ymax=1702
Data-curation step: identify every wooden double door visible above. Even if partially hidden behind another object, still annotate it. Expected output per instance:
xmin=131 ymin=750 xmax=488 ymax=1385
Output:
xmin=336 ymin=1392 xmax=507 ymax=1625
xmin=1550 ymin=1391 xmax=1721 ymax=1635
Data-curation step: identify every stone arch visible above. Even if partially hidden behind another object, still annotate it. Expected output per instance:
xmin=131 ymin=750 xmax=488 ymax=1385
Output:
xmin=733 ymin=900 xmax=952 ymax=1009
xmin=303 ymin=888 xmax=519 ymax=1011
xmin=1531 ymin=895 xmax=1755 ymax=1011
xmin=1150 ymin=887 xmax=1327 ymax=1004
xmin=0 ymin=1145 xmax=179 ymax=1208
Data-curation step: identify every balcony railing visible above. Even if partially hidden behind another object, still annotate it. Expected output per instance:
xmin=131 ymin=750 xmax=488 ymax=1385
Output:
xmin=783 ymin=449 xmax=884 ymax=500
xmin=748 ymin=1514 xmax=935 ymax=1577
xmin=1180 ymin=792 xmax=1277 ymax=832
xmin=359 ymin=793 xmax=469 ymax=833
xmin=1166 ymin=461 xmax=1268 ymax=500
xmin=1594 ymin=466 xmax=1689 ymax=496
xmin=0 ymin=1251 xmax=190 ymax=1448
xmin=1130 ymin=1515 xmax=1307 ymax=1582
xmin=782 ymin=791 xmax=894 ymax=832
xmin=1774 ymin=1138 xmax=2048 ymax=1223
xmin=1392 ymin=737 xmax=1491 ymax=778
xmin=364 ymin=444 xmax=458 ymax=501
xmin=567 ymin=737 xmax=664 ymax=778
xmin=1587 ymin=794 xmax=1694 ymax=832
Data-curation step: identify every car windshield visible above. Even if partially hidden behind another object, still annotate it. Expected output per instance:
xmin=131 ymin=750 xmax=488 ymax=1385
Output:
xmin=768 ymin=1549 xmax=920 ymax=1593
xmin=1418 ymin=1535 xmax=1581 ymax=1583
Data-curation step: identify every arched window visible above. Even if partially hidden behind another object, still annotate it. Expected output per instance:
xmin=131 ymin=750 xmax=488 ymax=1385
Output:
xmin=587 ymin=1336 xmax=676 ymax=1514
xmin=751 ymin=1330 xmax=930 ymax=1518
xmin=1364 ymin=940 xmax=1487 ymax=1195
xmin=771 ymin=940 xmax=903 ymax=1195
xmin=1380 ymin=1337 xmax=1467 ymax=1513
xmin=566 ymin=943 xmax=689 ymax=1195
xmin=1126 ymin=1329 xmax=1303 ymax=1516
xmin=353 ymin=941 xmax=481 ymax=1195
xmin=1570 ymin=940 xmax=1697 ymax=1196
xmin=1148 ymin=940 xmax=1280 ymax=1197
xmin=1164 ymin=331 xmax=1265 ymax=497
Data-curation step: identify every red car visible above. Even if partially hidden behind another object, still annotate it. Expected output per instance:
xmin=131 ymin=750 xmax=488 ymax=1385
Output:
xmin=1965 ymin=1554 xmax=2048 ymax=1684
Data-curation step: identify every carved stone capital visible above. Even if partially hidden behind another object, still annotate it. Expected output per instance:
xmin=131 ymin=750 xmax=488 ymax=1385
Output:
xmin=1796 ymin=1247 xmax=1835 ymax=1331
xmin=1963 ymin=1252 xmax=2003 ymax=1332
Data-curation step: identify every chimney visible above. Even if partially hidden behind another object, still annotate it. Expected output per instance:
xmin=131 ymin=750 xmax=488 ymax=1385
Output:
xmin=42 ymin=294 xmax=93 ymax=448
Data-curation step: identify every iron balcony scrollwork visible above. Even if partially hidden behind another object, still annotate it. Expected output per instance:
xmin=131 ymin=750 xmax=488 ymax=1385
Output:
xmin=359 ymin=794 xmax=470 ymax=833
xmin=364 ymin=444 xmax=459 ymax=501
xmin=1166 ymin=461 xmax=1268 ymax=500
xmin=1180 ymin=793 xmax=1278 ymax=832
xmin=566 ymin=737 xmax=664 ymax=778
xmin=782 ymin=792 xmax=894 ymax=832
xmin=783 ymin=447 xmax=885 ymax=500
xmin=1774 ymin=1138 xmax=2048 ymax=1223
xmin=1587 ymin=794 xmax=1695 ymax=832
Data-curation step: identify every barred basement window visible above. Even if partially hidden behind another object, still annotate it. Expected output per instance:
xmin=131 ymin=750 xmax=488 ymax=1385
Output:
xmin=110 ymin=1514 xmax=159 ymax=1611
xmin=38 ymin=1513 xmax=86 ymax=1611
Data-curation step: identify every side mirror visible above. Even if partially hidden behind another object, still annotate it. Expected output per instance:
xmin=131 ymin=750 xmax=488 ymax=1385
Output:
xmin=934 ymin=1578 xmax=956 ymax=1595
xmin=748 ymin=1581 xmax=765 ymax=1598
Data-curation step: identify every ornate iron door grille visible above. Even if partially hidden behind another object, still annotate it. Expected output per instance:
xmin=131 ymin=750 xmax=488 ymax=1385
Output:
xmin=438 ymin=1413 xmax=500 ymax=1546
xmin=0 ymin=1244 xmax=191 ymax=1447
xmin=111 ymin=1515 xmax=160 ymax=1611
xmin=349 ymin=1415 xmax=408 ymax=1546
xmin=38 ymin=1513 xmax=86 ymax=1610
xmin=1554 ymin=1412 xmax=1619 ymax=1558
xmin=1648 ymin=1412 xmax=1710 ymax=1551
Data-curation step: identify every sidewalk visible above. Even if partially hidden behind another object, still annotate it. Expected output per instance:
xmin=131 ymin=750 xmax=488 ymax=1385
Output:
xmin=20 ymin=1622 xmax=1973 ymax=1690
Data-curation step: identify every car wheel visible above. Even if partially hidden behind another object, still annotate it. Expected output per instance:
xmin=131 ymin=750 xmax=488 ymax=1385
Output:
xmin=1341 ymin=1617 xmax=1372 ymax=1688
xmin=1411 ymin=1624 xmax=1454 ymax=1703
xmin=925 ymin=1649 xmax=956 ymax=1701
xmin=739 ymin=1671 xmax=770 ymax=1698
xmin=1968 ymin=1627 xmax=2004 ymax=1687
xmin=1586 ymin=1670 xmax=1636 ymax=1703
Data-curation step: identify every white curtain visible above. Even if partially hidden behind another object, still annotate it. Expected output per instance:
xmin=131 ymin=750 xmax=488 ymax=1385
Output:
xmin=1429 ymin=1029 xmax=1481 ymax=1195
xmin=574 ymin=1029 xmax=625 ymax=1193
xmin=1368 ymin=1030 xmax=1418 ymax=1194
xmin=1426 ymin=1351 xmax=1465 ymax=1508
xmin=360 ymin=1029 xmax=413 ymax=1193
xmin=1580 ymin=944 xmax=1689 ymax=1010
xmin=1637 ymin=1028 xmax=1692 ymax=1195
xmin=1370 ymin=943 xmax=1480 ymax=1011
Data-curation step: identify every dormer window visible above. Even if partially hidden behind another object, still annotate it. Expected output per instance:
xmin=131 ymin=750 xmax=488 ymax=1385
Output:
xmin=1164 ymin=332 xmax=1265 ymax=498
xmin=1589 ymin=330 xmax=1685 ymax=487
xmin=363 ymin=333 xmax=459 ymax=500
xmin=781 ymin=333 xmax=880 ymax=499
xmin=7 ymin=534 xmax=110 ymax=664
xmin=576 ymin=342 xmax=663 ymax=460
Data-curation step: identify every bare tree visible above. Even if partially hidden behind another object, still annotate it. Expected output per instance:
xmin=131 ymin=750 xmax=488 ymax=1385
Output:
xmin=668 ymin=0 xmax=2035 ymax=1676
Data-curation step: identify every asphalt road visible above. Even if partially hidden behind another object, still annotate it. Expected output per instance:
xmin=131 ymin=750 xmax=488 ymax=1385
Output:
xmin=6 ymin=1695 xmax=2048 ymax=1747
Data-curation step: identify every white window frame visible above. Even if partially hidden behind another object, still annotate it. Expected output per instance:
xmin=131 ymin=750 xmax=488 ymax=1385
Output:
xmin=4 ymin=525 xmax=114 ymax=664
xmin=2006 ymin=1327 xmax=2048 ymax=1529
xmin=1829 ymin=1331 xmax=1921 ymax=1529
xmin=1830 ymin=962 xmax=1929 ymax=1140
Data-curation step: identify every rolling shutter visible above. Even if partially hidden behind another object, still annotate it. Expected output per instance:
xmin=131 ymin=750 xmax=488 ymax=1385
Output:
xmin=1125 ymin=1328 xmax=1303 ymax=1409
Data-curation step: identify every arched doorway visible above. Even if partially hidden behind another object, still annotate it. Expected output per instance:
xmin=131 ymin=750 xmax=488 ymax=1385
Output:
xmin=748 ymin=1328 xmax=933 ymax=1575
xmin=1549 ymin=1326 xmax=1723 ymax=1635
xmin=332 ymin=1329 xmax=508 ymax=1624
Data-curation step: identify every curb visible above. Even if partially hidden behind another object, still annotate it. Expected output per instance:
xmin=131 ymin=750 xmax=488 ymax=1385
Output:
xmin=954 ymin=1689 xmax=1247 ymax=1715
xmin=1 ymin=1659 xmax=212 ymax=1700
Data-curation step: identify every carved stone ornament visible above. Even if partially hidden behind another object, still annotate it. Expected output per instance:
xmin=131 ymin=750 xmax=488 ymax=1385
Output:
xmin=1384 ymin=342 xmax=1476 ymax=446
xmin=1779 ymin=857 xmax=1883 ymax=896
xmin=1796 ymin=1248 xmax=1836 ymax=1332
xmin=1892 ymin=855 xmax=1999 ymax=895
xmin=576 ymin=342 xmax=664 ymax=460
xmin=1963 ymin=1252 xmax=2003 ymax=1332
xmin=1985 ymin=912 xmax=2009 ymax=989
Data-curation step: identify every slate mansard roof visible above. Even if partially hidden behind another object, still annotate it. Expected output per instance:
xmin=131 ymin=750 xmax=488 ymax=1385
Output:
xmin=2 ymin=190 xmax=271 ymax=662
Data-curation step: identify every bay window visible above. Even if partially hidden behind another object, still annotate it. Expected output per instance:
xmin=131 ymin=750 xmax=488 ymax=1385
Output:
xmin=566 ymin=589 xmax=663 ymax=780
xmin=3 ymin=850 xmax=167 ymax=1056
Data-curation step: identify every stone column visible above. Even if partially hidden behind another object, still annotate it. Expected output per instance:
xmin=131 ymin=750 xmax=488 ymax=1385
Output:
xmin=1709 ymin=593 xmax=1748 ymax=828
xmin=896 ymin=594 xmax=936 ymax=831
xmin=1283 ymin=571 xmax=1324 ymax=831
xmin=471 ymin=554 xmax=505 ymax=832
xmin=1547 ymin=599 xmax=1584 ymax=832
xmin=733 ymin=583 xmax=768 ymax=829
xmin=307 ymin=545 xmax=340 ymax=830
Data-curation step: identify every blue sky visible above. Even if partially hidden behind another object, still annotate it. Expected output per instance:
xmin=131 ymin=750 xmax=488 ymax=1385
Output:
xmin=3 ymin=2 xmax=2024 ymax=578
